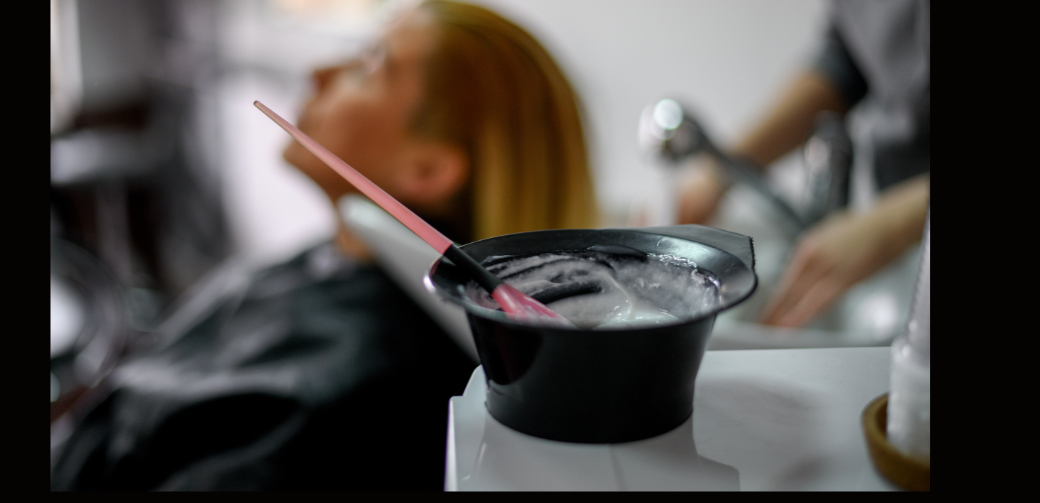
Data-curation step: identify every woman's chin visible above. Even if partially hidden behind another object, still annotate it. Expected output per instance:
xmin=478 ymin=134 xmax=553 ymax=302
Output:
xmin=282 ymin=144 xmax=327 ymax=182
xmin=282 ymin=141 xmax=305 ymax=168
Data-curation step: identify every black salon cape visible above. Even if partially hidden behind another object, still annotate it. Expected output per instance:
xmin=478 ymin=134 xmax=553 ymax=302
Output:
xmin=51 ymin=242 xmax=477 ymax=490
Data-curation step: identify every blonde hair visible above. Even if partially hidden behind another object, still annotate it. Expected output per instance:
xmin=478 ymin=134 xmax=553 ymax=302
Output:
xmin=411 ymin=0 xmax=598 ymax=241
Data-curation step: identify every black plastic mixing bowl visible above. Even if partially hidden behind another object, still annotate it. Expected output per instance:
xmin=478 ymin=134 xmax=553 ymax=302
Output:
xmin=425 ymin=224 xmax=756 ymax=443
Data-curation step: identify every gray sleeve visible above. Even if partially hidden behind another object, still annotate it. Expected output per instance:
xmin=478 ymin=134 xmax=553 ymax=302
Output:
xmin=812 ymin=23 xmax=868 ymax=109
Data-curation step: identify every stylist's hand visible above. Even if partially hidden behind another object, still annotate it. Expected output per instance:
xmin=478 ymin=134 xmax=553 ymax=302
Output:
xmin=759 ymin=210 xmax=887 ymax=327
xmin=759 ymin=174 xmax=929 ymax=327
xmin=676 ymin=157 xmax=728 ymax=225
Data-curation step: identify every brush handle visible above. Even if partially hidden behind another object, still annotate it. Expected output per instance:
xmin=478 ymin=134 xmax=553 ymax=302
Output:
xmin=443 ymin=244 xmax=503 ymax=294
xmin=254 ymin=101 xmax=454 ymax=254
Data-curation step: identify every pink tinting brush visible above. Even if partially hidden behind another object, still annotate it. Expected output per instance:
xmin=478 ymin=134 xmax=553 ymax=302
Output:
xmin=255 ymin=101 xmax=572 ymax=326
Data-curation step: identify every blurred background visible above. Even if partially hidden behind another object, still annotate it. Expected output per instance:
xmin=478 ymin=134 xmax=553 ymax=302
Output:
xmin=51 ymin=0 xmax=825 ymax=276
xmin=51 ymin=0 xmax=837 ymax=416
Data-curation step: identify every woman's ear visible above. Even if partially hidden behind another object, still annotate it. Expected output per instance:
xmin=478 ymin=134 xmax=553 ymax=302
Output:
xmin=393 ymin=140 xmax=470 ymax=213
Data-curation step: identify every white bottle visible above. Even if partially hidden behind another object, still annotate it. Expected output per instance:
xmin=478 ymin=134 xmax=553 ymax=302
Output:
xmin=887 ymin=210 xmax=930 ymax=461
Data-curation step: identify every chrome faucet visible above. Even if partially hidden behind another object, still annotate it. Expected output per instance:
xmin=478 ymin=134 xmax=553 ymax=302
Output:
xmin=638 ymin=99 xmax=852 ymax=235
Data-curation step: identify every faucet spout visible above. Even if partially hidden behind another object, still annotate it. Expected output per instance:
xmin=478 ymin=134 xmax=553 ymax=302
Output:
xmin=639 ymin=99 xmax=840 ymax=238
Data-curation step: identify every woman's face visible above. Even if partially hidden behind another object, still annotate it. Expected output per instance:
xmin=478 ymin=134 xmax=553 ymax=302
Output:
xmin=283 ymin=9 xmax=437 ymax=202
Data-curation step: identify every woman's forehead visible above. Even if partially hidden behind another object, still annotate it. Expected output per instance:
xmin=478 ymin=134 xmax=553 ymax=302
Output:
xmin=381 ymin=8 xmax=437 ymax=67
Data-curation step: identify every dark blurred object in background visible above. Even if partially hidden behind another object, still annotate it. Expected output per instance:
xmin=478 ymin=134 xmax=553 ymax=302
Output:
xmin=50 ymin=237 xmax=128 ymax=429
xmin=51 ymin=0 xmax=231 ymax=333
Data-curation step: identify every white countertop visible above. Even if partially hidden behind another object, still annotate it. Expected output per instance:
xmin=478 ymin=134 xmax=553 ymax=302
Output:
xmin=446 ymin=346 xmax=898 ymax=491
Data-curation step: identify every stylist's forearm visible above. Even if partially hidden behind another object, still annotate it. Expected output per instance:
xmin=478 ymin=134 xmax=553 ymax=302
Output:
xmin=732 ymin=71 xmax=847 ymax=169
xmin=872 ymin=173 xmax=930 ymax=261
